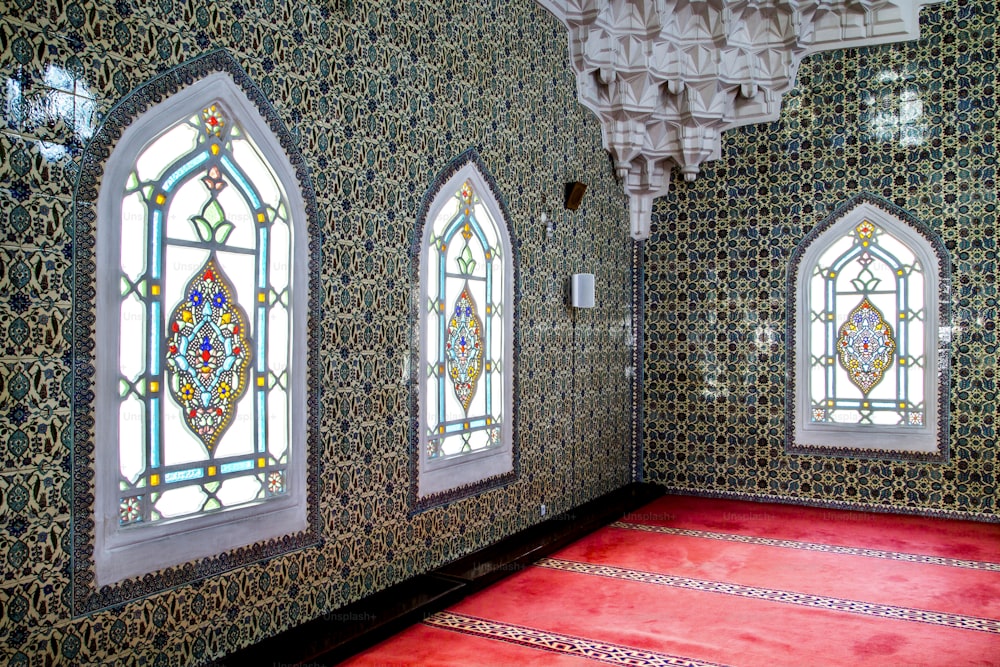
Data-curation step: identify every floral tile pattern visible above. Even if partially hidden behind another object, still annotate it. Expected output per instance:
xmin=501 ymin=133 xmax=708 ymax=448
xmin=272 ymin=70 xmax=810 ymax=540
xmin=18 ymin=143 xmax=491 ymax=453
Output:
xmin=644 ymin=0 xmax=997 ymax=519
xmin=0 ymin=0 xmax=634 ymax=663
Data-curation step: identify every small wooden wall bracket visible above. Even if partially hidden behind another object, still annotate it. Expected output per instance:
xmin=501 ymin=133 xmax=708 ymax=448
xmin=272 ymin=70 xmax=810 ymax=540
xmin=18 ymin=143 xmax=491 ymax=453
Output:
xmin=564 ymin=181 xmax=587 ymax=210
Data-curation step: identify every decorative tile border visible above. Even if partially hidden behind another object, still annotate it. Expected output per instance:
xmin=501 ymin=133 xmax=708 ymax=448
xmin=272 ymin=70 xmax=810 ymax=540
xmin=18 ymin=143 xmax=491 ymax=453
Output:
xmin=631 ymin=239 xmax=644 ymax=482
xmin=783 ymin=192 xmax=952 ymax=462
xmin=406 ymin=148 xmax=521 ymax=513
xmin=69 ymin=48 xmax=323 ymax=616
xmin=611 ymin=521 xmax=1000 ymax=571
xmin=537 ymin=557 xmax=1000 ymax=635
xmin=424 ymin=611 xmax=731 ymax=667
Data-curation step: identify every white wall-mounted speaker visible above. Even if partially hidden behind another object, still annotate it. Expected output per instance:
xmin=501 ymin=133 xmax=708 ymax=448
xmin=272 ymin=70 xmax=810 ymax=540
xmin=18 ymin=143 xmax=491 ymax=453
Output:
xmin=571 ymin=273 xmax=595 ymax=308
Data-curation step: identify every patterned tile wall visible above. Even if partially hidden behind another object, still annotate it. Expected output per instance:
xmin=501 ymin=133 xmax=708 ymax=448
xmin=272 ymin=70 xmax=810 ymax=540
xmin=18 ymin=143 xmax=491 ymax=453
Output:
xmin=644 ymin=0 xmax=997 ymax=519
xmin=0 ymin=0 xmax=634 ymax=663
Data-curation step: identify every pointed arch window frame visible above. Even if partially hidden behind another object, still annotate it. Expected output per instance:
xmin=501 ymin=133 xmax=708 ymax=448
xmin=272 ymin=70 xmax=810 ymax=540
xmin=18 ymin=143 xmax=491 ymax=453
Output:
xmin=409 ymin=151 xmax=520 ymax=511
xmin=786 ymin=194 xmax=951 ymax=462
xmin=70 ymin=54 xmax=322 ymax=613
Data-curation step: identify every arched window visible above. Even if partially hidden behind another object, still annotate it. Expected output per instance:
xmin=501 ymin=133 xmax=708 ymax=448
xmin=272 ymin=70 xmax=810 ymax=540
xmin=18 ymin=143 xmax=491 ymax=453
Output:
xmin=411 ymin=153 xmax=518 ymax=509
xmin=92 ymin=71 xmax=312 ymax=586
xmin=787 ymin=196 xmax=950 ymax=460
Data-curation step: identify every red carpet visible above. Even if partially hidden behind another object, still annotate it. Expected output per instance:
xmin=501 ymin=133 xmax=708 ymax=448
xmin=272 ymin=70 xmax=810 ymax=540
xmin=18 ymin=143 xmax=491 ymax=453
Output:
xmin=339 ymin=496 xmax=1000 ymax=666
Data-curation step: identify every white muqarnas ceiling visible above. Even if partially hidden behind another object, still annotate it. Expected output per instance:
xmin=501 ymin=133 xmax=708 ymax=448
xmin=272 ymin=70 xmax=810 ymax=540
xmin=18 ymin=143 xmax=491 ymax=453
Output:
xmin=536 ymin=0 xmax=943 ymax=239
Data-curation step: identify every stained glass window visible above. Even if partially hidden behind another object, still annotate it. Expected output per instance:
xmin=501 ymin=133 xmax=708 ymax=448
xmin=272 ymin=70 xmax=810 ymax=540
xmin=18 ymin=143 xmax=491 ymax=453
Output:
xmin=424 ymin=180 xmax=504 ymax=460
xmin=807 ymin=219 xmax=924 ymax=427
xmin=788 ymin=197 xmax=949 ymax=459
xmin=414 ymin=156 xmax=516 ymax=505
xmin=115 ymin=101 xmax=292 ymax=526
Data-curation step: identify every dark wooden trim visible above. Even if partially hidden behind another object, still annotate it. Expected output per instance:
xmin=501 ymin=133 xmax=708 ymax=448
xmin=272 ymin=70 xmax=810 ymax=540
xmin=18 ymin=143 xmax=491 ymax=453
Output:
xmin=219 ymin=482 xmax=664 ymax=666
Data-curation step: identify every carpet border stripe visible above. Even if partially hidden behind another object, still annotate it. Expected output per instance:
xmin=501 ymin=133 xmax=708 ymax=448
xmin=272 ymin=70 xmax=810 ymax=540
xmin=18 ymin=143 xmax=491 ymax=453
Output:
xmin=537 ymin=557 xmax=1000 ymax=635
xmin=611 ymin=521 xmax=1000 ymax=571
xmin=423 ymin=610 xmax=733 ymax=667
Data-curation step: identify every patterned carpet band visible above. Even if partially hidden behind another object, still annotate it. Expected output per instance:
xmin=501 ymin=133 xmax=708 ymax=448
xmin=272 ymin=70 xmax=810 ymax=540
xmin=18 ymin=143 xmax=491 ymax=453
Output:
xmin=610 ymin=521 xmax=1000 ymax=572
xmin=424 ymin=611 xmax=734 ymax=667
xmin=344 ymin=497 xmax=1000 ymax=666
xmin=535 ymin=557 xmax=1000 ymax=635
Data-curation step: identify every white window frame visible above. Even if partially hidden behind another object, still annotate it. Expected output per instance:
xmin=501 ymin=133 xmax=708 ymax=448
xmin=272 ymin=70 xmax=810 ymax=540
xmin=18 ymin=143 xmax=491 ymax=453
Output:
xmin=791 ymin=199 xmax=945 ymax=456
xmin=94 ymin=72 xmax=308 ymax=586
xmin=416 ymin=162 xmax=515 ymax=500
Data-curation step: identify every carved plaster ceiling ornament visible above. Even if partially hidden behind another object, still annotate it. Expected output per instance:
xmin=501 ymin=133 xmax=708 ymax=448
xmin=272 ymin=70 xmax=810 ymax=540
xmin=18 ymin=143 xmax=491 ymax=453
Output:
xmin=536 ymin=0 xmax=943 ymax=239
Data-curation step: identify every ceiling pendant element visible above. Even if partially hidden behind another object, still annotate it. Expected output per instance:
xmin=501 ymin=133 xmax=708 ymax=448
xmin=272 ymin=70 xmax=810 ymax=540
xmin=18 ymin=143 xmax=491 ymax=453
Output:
xmin=536 ymin=1 xmax=942 ymax=239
